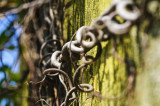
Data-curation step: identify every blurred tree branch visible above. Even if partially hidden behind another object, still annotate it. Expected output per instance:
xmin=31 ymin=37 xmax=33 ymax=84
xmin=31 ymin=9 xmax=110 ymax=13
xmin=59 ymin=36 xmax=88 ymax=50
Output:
xmin=0 ymin=0 xmax=49 ymax=18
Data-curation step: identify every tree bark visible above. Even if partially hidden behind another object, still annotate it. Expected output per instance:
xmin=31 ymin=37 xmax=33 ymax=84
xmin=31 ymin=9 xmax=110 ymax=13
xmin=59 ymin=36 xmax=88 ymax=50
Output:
xmin=64 ymin=0 xmax=139 ymax=105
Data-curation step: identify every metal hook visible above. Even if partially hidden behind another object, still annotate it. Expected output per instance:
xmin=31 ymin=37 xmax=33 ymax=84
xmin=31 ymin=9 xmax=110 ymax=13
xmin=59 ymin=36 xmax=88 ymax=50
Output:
xmin=106 ymin=12 xmax=132 ymax=35
xmin=61 ymin=41 xmax=83 ymax=61
xmin=73 ymin=64 xmax=94 ymax=93
xmin=116 ymin=0 xmax=141 ymax=21
xmin=51 ymin=51 xmax=62 ymax=68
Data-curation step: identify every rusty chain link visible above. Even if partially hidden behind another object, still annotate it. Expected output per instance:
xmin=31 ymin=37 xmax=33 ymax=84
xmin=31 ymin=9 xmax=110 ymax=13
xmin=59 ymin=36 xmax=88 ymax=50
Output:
xmin=38 ymin=0 xmax=141 ymax=105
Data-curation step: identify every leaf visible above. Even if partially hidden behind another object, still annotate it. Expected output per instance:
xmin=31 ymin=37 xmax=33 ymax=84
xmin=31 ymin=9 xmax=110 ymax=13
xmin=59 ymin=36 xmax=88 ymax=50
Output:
xmin=0 ymin=66 xmax=11 ymax=79
xmin=0 ymin=29 xmax=14 ymax=45
xmin=7 ymin=45 xmax=15 ymax=50
xmin=10 ymin=73 xmax=20 ymax=82
xmin=3 ymin=65 xmax=11 ymax=74
xmin=0 ymin=33 xmax=8 ymax=45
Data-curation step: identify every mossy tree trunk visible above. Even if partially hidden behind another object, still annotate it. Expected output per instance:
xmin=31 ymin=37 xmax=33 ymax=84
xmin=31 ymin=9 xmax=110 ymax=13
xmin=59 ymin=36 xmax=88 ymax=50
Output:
xmin=63 ymin=0 xmax=140 ymax=106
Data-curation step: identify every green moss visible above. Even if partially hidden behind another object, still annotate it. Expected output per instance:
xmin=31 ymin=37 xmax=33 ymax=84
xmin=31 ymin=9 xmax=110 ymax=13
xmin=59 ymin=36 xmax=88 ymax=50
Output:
xmin=63 ymin=0 xmax=139 ymax=105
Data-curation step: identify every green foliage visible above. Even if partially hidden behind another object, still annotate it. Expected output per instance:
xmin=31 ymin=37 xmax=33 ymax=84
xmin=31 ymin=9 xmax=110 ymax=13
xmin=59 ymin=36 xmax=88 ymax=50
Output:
xmin=0 ymin=33 xmax=9 ymax=45
xmin=7 ymin=45 xmax=15 ymax=50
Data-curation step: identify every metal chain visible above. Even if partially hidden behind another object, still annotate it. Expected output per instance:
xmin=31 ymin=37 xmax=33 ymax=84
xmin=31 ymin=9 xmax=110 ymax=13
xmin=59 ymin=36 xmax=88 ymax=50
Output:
xmin=39 ymin=0 xmax=141 ymax=105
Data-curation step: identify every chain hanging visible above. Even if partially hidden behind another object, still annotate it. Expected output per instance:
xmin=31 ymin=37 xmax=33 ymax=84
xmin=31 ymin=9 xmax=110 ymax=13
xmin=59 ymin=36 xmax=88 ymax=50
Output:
xmin=39 ymin=0 xmax=141 ymax=105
